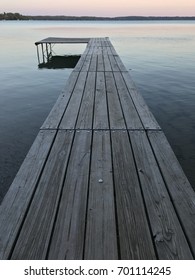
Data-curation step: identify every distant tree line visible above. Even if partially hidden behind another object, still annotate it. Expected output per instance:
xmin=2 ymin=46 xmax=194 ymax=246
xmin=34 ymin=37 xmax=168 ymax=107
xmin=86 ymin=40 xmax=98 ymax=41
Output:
xmin=0 ymin=12 xmax=195 ymax=21
xmin=0 ymin=12 xmax=27 ymax=20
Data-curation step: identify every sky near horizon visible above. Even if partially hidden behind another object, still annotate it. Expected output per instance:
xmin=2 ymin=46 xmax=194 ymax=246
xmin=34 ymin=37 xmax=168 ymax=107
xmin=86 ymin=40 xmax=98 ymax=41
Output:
xmin=1 ymin=0 xmax=195 ymax=17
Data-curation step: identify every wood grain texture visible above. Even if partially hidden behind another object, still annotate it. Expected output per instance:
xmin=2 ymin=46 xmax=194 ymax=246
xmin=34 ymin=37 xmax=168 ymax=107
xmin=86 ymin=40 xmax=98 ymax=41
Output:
xmin=111 ymin=130 xmax=156 ymax=259
xmin=122 ymin=72 xmax=161 ymax=130
xmin=89 ymin=53 xmax=97 ymax=71
xmin=109 ymin=55 xmax=120 ymax=71
xmin=0 ymin=130 xmax=56 ymax=259
xmin=81 ymin=55 xmax=92 ymax=71
xmin=76 ymin=72 xmax=96 ymax=129
xmin=129 ymin=130 xmax=193 ymax=259
xmin=11 ymin=130 xmax=74 ymax=259
xmin=105 ymin=71 xmax=126 ymax=129
xmin=97 ymin=54 xmax=104 ymax=72
xmin=76 ymin=40 xmax=92 ymax=66
xmin=114 ymin=55 xmax=128 ymax=72
xmin=103 ymin=54 xmax=112 ymax=71
xmin=106 ymin=39 xmax=111 ymax=47
xmin=74 ymin=54 xmax=87 ymax=71
xmin=59 ymin=71 xmax=87 ymax=129
xmin=106 ymin=47 xmax=112 ymax=55
xmin=101 ymin=38 xmax=107 ymax=47
xmin=84 ymin=131 xmax=118 ymax=259
xmin=110 ymin=47 xmax=118 ymax=56
xmin=48 ymin=131 xmax=91 ymax=260
xmin=87 ymin=38 xmax=96 ymax=48
xmin=93 ymin=72 xmax=109 ymax=129
xmin=113 ymin=72 xmax=143 ymax=129
xmin=108 ymin=40 xmax=118 ymax=55
xmin=148 ymin=130 xmax=195 ymax=257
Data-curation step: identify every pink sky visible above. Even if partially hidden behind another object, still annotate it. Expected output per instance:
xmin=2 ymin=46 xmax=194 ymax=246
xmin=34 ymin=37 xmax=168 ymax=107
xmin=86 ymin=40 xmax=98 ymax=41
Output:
xmin=1 ymin=0 xmax=195 ymax=16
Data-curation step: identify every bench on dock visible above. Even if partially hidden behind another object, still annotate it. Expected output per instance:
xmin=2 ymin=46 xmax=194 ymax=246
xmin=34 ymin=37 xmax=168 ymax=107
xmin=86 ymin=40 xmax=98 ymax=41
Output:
xmin=0 ymin=37 xmax=195 ymax=260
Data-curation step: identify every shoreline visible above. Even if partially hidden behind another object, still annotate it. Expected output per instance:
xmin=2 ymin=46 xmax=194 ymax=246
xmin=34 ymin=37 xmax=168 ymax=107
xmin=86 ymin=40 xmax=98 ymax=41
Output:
xmin=1 ymin=13 xmax=195 ymax=21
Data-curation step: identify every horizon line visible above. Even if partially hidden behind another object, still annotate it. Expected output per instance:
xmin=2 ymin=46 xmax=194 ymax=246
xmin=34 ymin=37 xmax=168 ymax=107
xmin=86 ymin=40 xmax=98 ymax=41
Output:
xmin=1 ymin=12 xmax=195 ymax=18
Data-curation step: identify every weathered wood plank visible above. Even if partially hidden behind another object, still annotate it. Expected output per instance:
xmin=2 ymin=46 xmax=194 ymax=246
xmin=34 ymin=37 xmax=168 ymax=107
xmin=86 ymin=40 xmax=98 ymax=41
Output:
xmin=87 ymin=38 xmax=96 ymax=48
xmin=0 ymin=130 xmax=56 ymax=259
xmin=93 ymin=72 xmax=109 ymax=129
xmin=59 ymin=71 xmax=87 ymax=129
xmin=88 ymin=46 xmax=96 ymax=55
xmin=74 ymin=57 xmax=84 ymax=72
xmin=98 ymin=47 xmax=102 ymax=55
xmin=114 ymin=55 xmax=128 ymax=72
xmin=110 ymin=46 xmax=118 ymax=56
xmin=89 ymin=53 xmax=97 ymax=71
xmin=35 ymin=37 xmax=90 ymax=45
xmin=105 ymin=38 xmax=111 ymax=47
xmin=88 ymin=39 xmax=101 ymax=55
xmin=97 ymin=54 xmax=104 ymax=72
xmin=106 ymin=47 xmax=112 ymax=55
xmin=74 ymin=54 xmax=87 ymax=71
xmin=84 ymin=131 xmax=118 ymax=259
xmin=109 ymin=54 xmax=120 ymax=71
xmin=122 ymin=72 xmax=161 ymax=130
xmin=105 ymin=71 xmax=126 ymax=129
xmin=148 ymin=130 xmax=195 ymax=257
xmin=111 ymin=130 xmax=156 ymax=259
xmin=41 ymin=71 xmax=79 ymax=129
xmin=11 ymin=130 xmax=74 ymax=259
xmin=81 ymin=54 xmax=92 ymax=71
xmin=101 ymin=38 xmax=107 ymax=47
xmin=92 ymin=47 xmax=102 ymax=55
xmin=108 ymin=39 xmax=118 ymax=55
xmin=129 ymin=130 xmax=193 ymax=259
xmin=113 ymin=72 xmax=143 ymax=129
xmin=95 ymin=38 xmax=101 ymax=47
xmin=48 ymin=131 xmax=92 ymax=259
xmin=103 ymin=54 xmax=112 ymax=71
xmin=76 ymin=72 xmax=96 ymax=129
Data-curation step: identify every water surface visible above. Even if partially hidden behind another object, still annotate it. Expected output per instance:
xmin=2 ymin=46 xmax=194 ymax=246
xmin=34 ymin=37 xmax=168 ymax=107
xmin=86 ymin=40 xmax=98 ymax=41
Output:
xmin=0 ymin=20 xmax=195 ymax=202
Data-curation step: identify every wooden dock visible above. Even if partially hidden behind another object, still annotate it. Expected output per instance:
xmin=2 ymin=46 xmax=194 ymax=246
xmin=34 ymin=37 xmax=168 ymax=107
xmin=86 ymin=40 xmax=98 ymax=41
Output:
xmin=0 ymin=37 xmax=195 ymax=260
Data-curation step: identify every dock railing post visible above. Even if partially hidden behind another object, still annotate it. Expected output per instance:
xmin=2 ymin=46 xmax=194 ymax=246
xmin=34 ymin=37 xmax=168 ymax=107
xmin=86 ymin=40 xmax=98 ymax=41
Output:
xmin=49 ymin=43 xmax=52 ymax=59
xmin=46 ymin=43 xmax=49 ymax=62
xmin=36 ymin=45 xmax=40 ymax=65
xmin=41 ymin=43 xmax=45 ymax=64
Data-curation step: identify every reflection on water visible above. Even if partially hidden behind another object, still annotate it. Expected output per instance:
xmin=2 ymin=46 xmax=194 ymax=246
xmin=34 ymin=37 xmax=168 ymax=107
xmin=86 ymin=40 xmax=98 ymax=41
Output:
xmin=0 ymin=20 xmax=195 ymax=203
xmin=38 ymin=55 xmax=81 ymax=69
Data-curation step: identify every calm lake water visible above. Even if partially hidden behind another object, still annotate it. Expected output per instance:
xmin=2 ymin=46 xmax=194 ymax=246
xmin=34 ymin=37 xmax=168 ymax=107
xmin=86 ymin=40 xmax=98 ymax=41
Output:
xmin=0 ymin=20 xmax=195 ymax=202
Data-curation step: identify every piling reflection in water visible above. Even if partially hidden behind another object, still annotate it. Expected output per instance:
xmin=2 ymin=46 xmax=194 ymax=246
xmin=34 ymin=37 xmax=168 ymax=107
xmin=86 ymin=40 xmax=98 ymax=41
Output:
xmin=38 ymin=55 xmax=81 ymax=69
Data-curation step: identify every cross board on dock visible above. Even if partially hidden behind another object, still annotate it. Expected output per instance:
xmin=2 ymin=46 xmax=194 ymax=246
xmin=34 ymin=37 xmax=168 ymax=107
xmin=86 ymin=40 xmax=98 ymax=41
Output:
xmin=0 ymin=37 xmax=195 ymax=260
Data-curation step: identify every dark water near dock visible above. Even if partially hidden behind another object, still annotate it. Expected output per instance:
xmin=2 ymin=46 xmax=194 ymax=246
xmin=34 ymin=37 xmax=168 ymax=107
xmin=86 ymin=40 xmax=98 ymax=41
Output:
xmin=0 ymin=20 xmax=195 ymax=203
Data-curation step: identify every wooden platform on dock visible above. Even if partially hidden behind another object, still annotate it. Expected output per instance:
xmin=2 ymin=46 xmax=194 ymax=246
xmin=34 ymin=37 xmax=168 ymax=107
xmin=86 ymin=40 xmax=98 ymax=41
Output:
xmin=35 ymin=37 xmax=90 ymax=45
xmin=0 ymin=37 xmax=195 ymax=260
xmin=35 ymin=37 xmax=90 ymax=66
